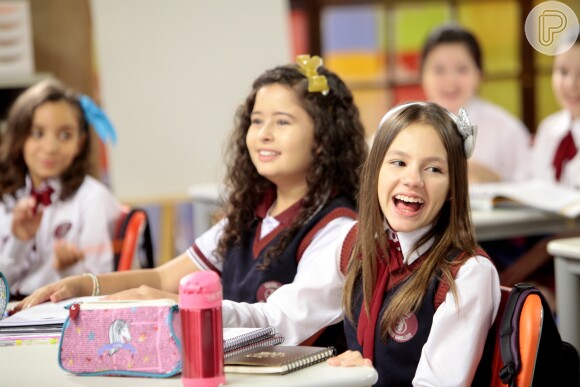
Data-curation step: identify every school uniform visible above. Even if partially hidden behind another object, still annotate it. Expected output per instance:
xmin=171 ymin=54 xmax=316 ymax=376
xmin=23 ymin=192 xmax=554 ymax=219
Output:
xmin=0 ymin=175 xmax=123 ymax=296
xmin=343 ymin=224 xmax=500 ymax=386
xmin=187 ymin=190 xmax=357 ymax=346
xmin=532 ymin=110 xmax=580 ymax=190
xmin=465 ymin=97 xmax=532 ymax=182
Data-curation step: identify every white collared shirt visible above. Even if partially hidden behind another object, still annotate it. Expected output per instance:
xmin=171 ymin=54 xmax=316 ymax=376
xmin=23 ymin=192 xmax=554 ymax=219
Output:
xmin=0 ymin=176 xmax=122 ymax=295
xmin=532 ymin=110 xmax=580 ymax=190
xmin=188 ymin=213 xmax=356 ymax=346
xmin=465 ymin=97 xmax=532 ymax=182
xmin=391 ymin=227 xmax=501 ymax=386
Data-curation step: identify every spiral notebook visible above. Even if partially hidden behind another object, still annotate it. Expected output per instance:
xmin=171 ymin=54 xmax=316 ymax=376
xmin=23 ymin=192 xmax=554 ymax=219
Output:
xmin=223 ymin=326 xmax=284 ymax=358
xmin=224 ymin=345 xmax=336 ymax=374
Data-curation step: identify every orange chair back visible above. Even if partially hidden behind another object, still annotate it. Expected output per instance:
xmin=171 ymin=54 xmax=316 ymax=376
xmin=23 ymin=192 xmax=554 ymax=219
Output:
xmin=488 ymin=287 xmax=543 ymax=387
xmin=113 ymin=206 xmax=154 ymax=271
xmin=514 ymin=294 xmax=542 ymax=386
xmin=117 ymin=211 xmax=148 ymax=271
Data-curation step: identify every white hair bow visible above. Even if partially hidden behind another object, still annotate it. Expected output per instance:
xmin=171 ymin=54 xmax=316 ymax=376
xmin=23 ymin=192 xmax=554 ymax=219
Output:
xmin=450 ymin=108 xmax=477 ymax=158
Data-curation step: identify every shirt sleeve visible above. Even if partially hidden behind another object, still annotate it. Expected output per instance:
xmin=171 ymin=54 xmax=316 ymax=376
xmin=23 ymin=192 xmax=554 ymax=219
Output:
xmin=186 ymin=218 xmax=226 ymax=272
xmin=412 ymin=256 xmax=500 ymax=386
xmin=0 ymin=232 xmax=35 ymax=285
xmin=221 ymin=218 xmax=357 ymax=345
xmin=66 ymin=182 xmax=122 ymax=275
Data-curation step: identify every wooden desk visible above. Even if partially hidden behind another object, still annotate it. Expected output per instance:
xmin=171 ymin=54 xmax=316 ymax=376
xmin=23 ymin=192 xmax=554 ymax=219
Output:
xmin=547 ymin=237 xmax=580 ymax=351
xmin=0 ymin=343 xmax=378 ymax=387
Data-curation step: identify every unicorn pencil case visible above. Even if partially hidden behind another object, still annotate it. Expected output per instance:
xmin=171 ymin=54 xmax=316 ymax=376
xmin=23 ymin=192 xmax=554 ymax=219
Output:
xmin=58 ymin=299 xmax=182 ymax=378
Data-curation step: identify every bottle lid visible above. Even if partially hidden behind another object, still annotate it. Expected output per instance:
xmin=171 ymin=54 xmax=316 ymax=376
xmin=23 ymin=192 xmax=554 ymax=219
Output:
xmin=179 ymin=271 xmax=222 ymax=309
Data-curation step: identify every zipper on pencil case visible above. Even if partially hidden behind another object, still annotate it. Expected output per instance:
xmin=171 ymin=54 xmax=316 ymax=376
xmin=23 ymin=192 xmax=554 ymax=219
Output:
xmin=66 ymin=299 xmax=177 ymax=320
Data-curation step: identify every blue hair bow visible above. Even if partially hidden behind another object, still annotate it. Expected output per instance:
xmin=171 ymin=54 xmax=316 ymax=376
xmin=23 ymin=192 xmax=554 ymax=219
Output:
xmin=78 ymin=95 xmax=117 ymax=145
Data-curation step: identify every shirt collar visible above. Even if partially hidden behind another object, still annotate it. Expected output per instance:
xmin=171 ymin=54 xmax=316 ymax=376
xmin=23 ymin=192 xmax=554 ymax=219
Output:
xmin=255 ymin=188 xmax=302 ymax=226
xmin=568 ymin=111 xmax=580 ymax=139
xmin=385 ymin=223 xmax=433 ymax=265
xmin=25 ymin=175 xmax=61 ymax=202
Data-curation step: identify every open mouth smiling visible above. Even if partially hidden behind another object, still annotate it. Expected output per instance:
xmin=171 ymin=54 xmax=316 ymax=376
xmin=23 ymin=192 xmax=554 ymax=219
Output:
xmin=393 ymin=194 xmax=424 ymax=213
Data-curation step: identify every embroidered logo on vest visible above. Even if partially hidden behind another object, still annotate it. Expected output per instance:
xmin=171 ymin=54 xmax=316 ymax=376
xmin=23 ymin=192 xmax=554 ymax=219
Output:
xmin=54 ymin=222 xmax=72 ymax=238
xmin=388 ymin=312 xmax=418 ymax=343
xmin=256 ymin=280 xmax=283 ymax=302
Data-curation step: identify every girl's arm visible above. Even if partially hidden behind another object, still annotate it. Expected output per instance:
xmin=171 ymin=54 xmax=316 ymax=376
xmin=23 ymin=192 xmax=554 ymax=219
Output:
xmin=14 ymin=253 xmax=198 ymax=310
xmin=221 ymin=218 xmax=356 ymax=345
xmin=412 ymin=256 xmax=500 ymax=386
xmin=65 ymin=218 xmax=226 ymax=304
xmin=0 ymin=197 xmax=42 ymax=287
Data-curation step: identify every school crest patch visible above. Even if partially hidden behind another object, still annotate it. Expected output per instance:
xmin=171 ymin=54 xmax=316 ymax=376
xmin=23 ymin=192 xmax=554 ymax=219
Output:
xmin=256 ymin=281 xmax=283 ymax=302
xmin=388 ymin=312 xmax=418 ymax=343
xmin=54 ymin=222 xmax=72 ymax=239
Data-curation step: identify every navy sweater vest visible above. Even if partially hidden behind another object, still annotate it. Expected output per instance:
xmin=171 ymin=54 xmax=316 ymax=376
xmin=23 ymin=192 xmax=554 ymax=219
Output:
xmin=344 ymin=273 xmax=439 ymax=387
xmin=222 ymin=195 xmax=356 ymax=303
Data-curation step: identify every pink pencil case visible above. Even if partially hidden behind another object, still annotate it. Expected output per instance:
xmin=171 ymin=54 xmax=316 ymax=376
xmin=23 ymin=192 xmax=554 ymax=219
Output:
xmin=58 ymin=299 xmax=182 ymax=377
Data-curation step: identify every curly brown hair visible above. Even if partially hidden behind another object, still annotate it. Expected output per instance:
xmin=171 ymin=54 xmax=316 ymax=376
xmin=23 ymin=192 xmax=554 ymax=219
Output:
xmin=216 ymin=63 xmax=368 ymax=267
xmin=0 ymin=79 xmax=92 ymax=201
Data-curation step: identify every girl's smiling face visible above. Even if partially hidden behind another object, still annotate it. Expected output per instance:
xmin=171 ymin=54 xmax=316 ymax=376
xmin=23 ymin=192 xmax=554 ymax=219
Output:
xmin=552 ymin=44 xmax=580 ymax=119
xmin=421 ymin=43 xmax=481 ymax=114
xmin=246 ymin=83 xmax=315 ymax=193
xmin=378 ymin=123 xmax=450 ymax=232
xmin=24 ymin=100 xmax=84 ymax=188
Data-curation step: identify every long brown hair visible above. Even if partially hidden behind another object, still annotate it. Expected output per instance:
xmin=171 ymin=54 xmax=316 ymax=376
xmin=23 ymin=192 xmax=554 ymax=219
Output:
xmin=0 ymin=79 xmax=92 ymax=201
xmin=216 ymin=63 xmax=368 ymax=267
xmin=343 ymin=102 xmax=478 ymax=338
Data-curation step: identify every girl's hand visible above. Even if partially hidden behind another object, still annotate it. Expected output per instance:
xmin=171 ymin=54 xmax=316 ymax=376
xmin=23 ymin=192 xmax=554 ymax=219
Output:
xmin=327 ymin=350 xmax=373 ymax=367
xmin=11 ymin=197 xmax=43 ymax=241
xmin=11 ymin=275 xmax=91 ymax=312
xmin=104 ymin=285 xmax=178 ymax=302
xmin=52 ymin=240 xmax=85 ymax=270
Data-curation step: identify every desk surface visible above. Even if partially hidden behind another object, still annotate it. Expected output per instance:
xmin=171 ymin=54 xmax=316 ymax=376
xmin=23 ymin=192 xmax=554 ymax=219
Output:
xmin=0 ymin=343 xmax=378 ymax=387
xmin=472 ymin=208 xmax=580 ymax=242
xmin=547 ymin=237 xmax=580 ymax=259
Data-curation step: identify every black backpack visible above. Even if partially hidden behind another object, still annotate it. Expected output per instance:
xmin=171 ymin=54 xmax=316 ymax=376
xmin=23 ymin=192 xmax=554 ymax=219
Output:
xmin=499 ymin=283 xmax=580 ymax=386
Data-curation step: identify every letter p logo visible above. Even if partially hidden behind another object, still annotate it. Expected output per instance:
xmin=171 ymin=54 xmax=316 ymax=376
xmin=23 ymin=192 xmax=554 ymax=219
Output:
xmin=525 ymin=1 xmax=579 ymax=56
xmin=539 ymin=10 xmax=567 ymax=46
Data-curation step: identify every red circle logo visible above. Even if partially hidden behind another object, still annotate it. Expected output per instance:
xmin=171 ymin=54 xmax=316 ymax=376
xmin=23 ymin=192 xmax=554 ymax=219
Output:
xmin=389 ymin=313 xmax=418 ymax=343
xmin=54 ymin=222 xmax=72 ymax=238
xmin=256 ymin=281 xmax=283 ymax=302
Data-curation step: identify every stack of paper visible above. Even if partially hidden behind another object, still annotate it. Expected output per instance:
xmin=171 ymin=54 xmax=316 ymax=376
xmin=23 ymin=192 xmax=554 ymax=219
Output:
xmin=0 ymin=297 xmax=97 ymax=342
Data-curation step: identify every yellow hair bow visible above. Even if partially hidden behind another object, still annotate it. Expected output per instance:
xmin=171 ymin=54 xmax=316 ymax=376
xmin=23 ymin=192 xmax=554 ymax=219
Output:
xmin=296 ymin=55 xmax=329 ymax=95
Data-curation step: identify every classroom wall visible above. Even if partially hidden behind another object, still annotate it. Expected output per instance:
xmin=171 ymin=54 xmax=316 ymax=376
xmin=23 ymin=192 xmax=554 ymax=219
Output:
xmin=90 ymin=0 xmax=291 ymax=202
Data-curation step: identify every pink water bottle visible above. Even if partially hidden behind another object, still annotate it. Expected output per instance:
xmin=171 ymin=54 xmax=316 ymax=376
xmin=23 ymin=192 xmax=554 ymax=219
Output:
xmin=179 ymin=271 xmax=225 ymax=387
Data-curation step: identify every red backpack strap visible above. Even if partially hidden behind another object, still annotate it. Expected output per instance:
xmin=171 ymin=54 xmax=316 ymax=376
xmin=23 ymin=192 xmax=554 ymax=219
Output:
xmin=434 ymin=248 xmax=490 ymax=310
xmin=339 ymin=223 xmax=359 ymax=275
xmin=296 ymin=207 xmax=356 ymax=263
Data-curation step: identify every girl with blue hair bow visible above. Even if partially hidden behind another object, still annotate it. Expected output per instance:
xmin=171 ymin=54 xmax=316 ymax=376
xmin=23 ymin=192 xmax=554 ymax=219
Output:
xmin=0 ymin=79 xmax=122 ymax=299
